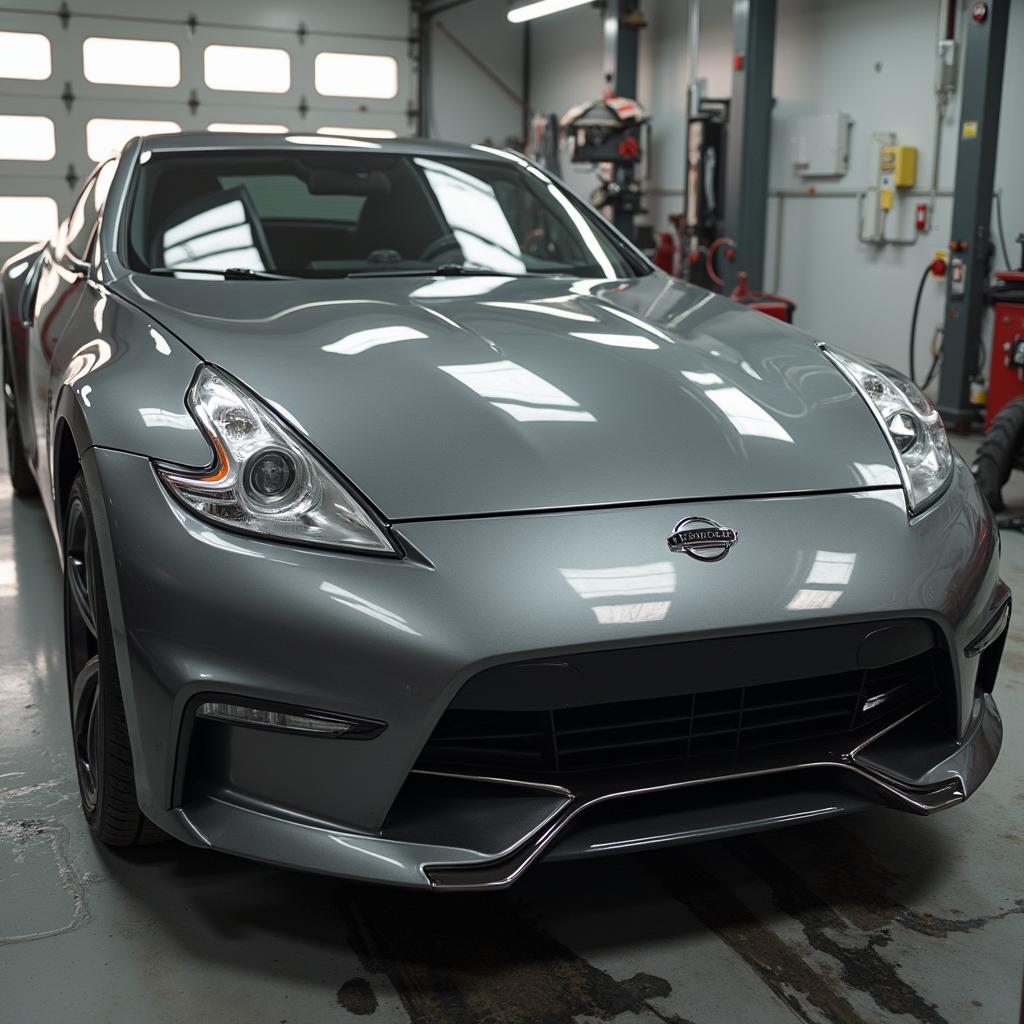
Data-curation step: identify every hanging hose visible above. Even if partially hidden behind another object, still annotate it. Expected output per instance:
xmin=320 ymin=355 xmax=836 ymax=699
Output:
xmin=908 ymin=262 xmax=933 ymax=387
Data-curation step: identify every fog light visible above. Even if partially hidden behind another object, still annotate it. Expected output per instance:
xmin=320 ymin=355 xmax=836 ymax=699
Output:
xmin=195 ymin=701 xmax=383 ymax=738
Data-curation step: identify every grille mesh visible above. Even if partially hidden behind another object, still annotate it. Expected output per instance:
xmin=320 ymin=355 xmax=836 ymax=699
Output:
xmin=417 ymin=650 xmax=938 ymax=775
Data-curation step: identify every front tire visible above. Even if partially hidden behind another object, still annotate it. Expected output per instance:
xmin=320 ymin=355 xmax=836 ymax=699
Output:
xmin=63 ymin=474 xmax=164 ymax=845
xmin=2 ymin=344 xmax=37 ymax=496
xmin=972 ymin=397 xmax=1024 ymax=512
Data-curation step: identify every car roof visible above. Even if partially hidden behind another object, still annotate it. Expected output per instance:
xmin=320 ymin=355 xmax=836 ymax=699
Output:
xmin=136 ymin=131 xmax=509 ymax=162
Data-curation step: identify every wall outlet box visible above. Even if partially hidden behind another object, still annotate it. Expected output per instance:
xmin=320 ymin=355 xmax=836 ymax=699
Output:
xmin=793 ymin=112 xmax=853 ymax=177
xmin=880 ymin=144 xmax=917 ymax=188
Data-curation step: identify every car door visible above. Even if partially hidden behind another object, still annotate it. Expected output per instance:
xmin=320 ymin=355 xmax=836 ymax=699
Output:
xmin=26 ymin=160 xmax=115 ymax=502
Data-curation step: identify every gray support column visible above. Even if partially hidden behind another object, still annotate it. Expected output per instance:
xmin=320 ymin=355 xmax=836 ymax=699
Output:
xmin=723 ymin=0 xmax=776 ymax=293
xmin=603 ymin=0 xmax=640 ymax=239
xmin=604 ymin=0 xmax=639 ymax=98
xmin=937 ymin=0 xmax=1010 ymax=423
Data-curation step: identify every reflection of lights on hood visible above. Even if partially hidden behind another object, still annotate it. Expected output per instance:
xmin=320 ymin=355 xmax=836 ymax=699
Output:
xmin=482 ymin=301 xmax=596 ymax=322
xmin=593 ymin=601 xmax=671 ymax=625
xmin=853 ymin=488 xmax=906 ymax=510
xmin=64 ymin=339 xmax=112 ymax=385
xmin=681 ymin=370 xmax=793 ymax=443
xmin=569 ymin=279 xmax=609 ymax=297
xmin=492 ymin=403 xmax=594 ymax=422
xmin=570 ymin=331 xmax=658 ymax=350
xmin=854 ymin=462 xmax=901 ymax=487
xmin=786 ymin=589 xmax=843 ymax=611
xmin=560 ymin=562 xmax=675 ymax=599
xmin=682 ymin=371 xmax=723 ymax=386
xmin=787 ymin=550 xmax=855 ymax=610
xmin=411 ymin=276 xmax=512 ymax=298
xmin=323 ymin=324 xmax=427 ymax=355
xmin=600 ymin=305 xmax=674 ymax=342
xmin=80 ymin=385 xmax=92 ymax=407
xmin=92 ymin=294 xmax=107 ymax=332
xmin=320 ymin=581 xmax=420 ymax=636
xmin=805 ymin=550 xmax=855 ymax=586
xmin=440 ymin=358 xmax=595 ymax=422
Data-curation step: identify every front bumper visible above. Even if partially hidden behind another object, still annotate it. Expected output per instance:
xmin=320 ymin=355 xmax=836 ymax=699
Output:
xmin=84 ymin=449 xmax=1007 ymax=888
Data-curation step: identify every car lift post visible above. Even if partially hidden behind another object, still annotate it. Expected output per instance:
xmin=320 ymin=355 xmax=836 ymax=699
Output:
xmin=722 ymin=0 xmax=776 ymax=293
xmin=603 ymin=0 xmax=641 ymax=240
xmin=937 ymin=0 xmax=1010 ymax=427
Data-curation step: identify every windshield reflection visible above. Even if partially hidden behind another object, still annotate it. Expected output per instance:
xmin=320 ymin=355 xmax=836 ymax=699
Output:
xmin=161 ymin=197 xmax=265 ymax=273
xmin=415 ymin=157 xmax=527 ymax=273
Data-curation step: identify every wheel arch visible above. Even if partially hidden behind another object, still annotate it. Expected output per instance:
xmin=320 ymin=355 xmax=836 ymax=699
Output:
xmin=53 ymin=414 xmax=82 ymax=543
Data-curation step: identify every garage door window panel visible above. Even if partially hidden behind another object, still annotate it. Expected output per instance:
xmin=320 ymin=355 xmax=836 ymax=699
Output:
xmin=315 ymin=53 xmax=398 ymax=99
xmin=0 ymin=196 xmax=58 ymax=242
xmin=0 ymin=31 xmax=51 ymax=80
xmin=0 ymin=115 xmax=56 ymax=161
xmin=204 ymin=45 xmax=291 ymax=94
xmin=83 ymin=37 xmax=181 ymax=87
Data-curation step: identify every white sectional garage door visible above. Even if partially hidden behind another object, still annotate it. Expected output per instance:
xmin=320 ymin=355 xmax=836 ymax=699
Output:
xmin=0 ymin=1 xmax=413 ymax=264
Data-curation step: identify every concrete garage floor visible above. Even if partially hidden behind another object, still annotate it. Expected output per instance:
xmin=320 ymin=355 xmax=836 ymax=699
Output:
xmin=1 ymin=426 xmax=1022 ymax=1024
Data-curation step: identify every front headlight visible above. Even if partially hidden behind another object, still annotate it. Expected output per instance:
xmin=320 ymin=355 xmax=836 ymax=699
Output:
xmin=157 ymin=365 xmax=395 ymax=553
xmin=821 ymin=346 xmax=953 ymax=514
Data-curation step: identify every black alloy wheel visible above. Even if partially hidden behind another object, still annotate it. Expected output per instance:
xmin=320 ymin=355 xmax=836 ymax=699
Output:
xmin=63 ymin=474 xmax=164 ymax=845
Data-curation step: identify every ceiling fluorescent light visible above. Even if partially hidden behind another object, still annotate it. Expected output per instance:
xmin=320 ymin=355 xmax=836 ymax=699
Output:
xmin=507 ymin=0 xmax=593 ymax=23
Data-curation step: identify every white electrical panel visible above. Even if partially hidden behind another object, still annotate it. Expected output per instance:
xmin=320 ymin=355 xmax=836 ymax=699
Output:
xmin=792 ymin=112 xmax=853 ymax=177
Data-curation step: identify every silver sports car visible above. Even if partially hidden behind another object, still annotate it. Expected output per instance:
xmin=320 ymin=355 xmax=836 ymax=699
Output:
xmin=1 ymin=133 xmax=1008 ymax=889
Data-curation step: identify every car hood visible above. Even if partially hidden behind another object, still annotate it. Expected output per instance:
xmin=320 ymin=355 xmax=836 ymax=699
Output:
xmin=113 ymin=271 xmax=900 ymax=520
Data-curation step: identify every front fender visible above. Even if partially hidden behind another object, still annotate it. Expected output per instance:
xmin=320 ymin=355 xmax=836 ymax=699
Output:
xmin=51 ymin=281 xmax=212 ymax=469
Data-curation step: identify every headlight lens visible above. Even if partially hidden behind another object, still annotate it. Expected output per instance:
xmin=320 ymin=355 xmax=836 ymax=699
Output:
xmin=822 ymin=346 xmax=953 ymax=513
xmin=157 ymin=366 xmax=395 ymax=553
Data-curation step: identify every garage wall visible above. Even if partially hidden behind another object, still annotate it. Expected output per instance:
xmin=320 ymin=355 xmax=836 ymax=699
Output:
xmin=0 ymin=0 xmax=413 ymax=265
xmin=516 ymin=0 xmax=1023 ymax=372
xmin=424 ymin=1 xmax=526 ymax=148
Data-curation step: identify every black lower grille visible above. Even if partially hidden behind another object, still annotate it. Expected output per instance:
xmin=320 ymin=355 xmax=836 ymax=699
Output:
xmin=417 ymin=650 xmax=939 ymax=775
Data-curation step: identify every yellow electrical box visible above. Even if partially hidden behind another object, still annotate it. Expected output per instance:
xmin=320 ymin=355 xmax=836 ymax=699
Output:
xmin=880 ymin=145 xmax=917 ymax=188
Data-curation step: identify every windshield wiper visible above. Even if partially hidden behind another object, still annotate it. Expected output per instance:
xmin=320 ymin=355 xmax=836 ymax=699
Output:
xmin=145 ymin=266 xmax=296 ymax=281
xmin=346 ymin=264 xmax=544 ymax=279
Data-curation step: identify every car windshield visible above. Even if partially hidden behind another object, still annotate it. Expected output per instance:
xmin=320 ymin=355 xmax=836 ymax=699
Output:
xmin=125 ymin=147 xmax=644 ymax=279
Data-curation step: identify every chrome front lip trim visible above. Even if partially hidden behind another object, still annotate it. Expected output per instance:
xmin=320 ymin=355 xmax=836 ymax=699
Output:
xmin=421 ymin=699 xmax=975 ymax=891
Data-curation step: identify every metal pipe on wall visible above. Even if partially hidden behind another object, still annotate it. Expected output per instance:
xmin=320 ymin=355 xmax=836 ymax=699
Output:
xmin=687 ymin=0 xmax=701 ymax=118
